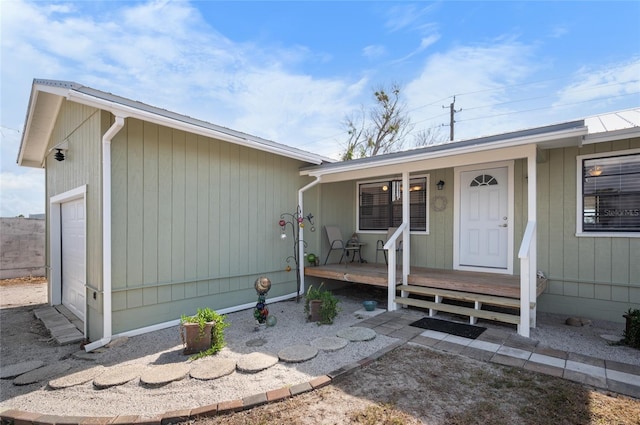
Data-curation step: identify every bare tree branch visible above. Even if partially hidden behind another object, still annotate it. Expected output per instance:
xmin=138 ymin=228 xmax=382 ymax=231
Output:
xmin=341 ymin=83 xmax=413 ymax=160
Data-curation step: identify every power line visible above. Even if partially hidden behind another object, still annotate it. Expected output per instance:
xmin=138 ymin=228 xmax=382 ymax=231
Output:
xmin=455 ymin=91 xmax=640 ymax=124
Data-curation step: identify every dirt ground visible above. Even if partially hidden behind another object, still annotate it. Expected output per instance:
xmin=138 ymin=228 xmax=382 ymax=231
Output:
xmin=1 ymin=278 xmax=639 ymax=424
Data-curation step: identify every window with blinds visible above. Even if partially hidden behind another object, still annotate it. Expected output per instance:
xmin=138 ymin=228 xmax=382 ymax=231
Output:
xmin=359 ymin=176 xmax=428 ymax=231
xmin=582 ymin=153 xmax=640 ymax=232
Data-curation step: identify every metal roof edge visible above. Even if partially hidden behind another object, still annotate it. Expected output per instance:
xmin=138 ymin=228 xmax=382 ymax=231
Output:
xmin=583 ymin=127 xmax=640 ymax=144
xmin=19 ymin=79 xmax=331 ymax=166
xmin=301 ymin=120 xmax=587 ymax=176
xmin=68 ymin=85 xmax=330 ymax=165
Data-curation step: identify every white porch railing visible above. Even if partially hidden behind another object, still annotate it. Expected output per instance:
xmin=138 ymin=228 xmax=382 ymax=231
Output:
xmin=517 ymin=220 xmax=537 ymax=338
xmin=385 ymin=223 xmax=408 ymax=312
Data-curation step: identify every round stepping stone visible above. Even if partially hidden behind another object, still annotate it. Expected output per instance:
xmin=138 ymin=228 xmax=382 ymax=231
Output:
xmin=246 ymin=338 xmax=267 ymax=347
xmin=236 ymin=352 xmax=279 ymax=373
xmin=49 ymin=365 xmax=105 ymax=389
xmin=278 ymin=345 xmax=318 ymax=363
xmin=336 ymin=326 xmax=377 ymax=342
xmin=190 ymin=358 xmax=236 ymax=380
xmin=140 ymin=363 xmax=190 ymax=386
xmin=93 ymin=364 xmax=141 ymax=389
xmin=0 ymin=360 xmax=44 ymax=379
xmin=311 ymin=336 xmax=349 ymax=352
xmin=14 ymin=362 xmax=71 ymax=386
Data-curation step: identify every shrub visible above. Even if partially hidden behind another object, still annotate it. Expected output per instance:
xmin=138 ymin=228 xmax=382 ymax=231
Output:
xmin=623 ymin=308 xmax=640 ymax=349
xmin=180 ymin=307 xmax=230 ymax=359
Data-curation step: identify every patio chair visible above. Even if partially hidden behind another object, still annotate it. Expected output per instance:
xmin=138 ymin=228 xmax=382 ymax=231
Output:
xmin=375 ymin=227 xmax=403 ymax=265
xmin=323 ymin=226 xmax=361 ymax=265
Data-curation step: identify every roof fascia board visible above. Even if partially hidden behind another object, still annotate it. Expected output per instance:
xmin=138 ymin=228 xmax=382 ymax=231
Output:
xmin=17 ymin=86 xmax=40 ymax=166
xmin=583 ymin=127 xmax=640 ymax=145
xmin=303 ymin=126 xmax=587 ymax=179
xmin=316 ymin=144 xmax=537 ymax=183
xmin=66 ymin=90 xmax=324 ymax=165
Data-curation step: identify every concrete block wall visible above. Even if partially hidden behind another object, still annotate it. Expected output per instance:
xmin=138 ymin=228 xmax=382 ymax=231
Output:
xmin=0 ymin=217 xmax=45 ymax=279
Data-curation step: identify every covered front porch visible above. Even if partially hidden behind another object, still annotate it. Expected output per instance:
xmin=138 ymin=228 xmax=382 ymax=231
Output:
xmin=305 ymin=263 xmax=548 ymax=331
xmin=297 ymin=122 xmax=588 ymax=337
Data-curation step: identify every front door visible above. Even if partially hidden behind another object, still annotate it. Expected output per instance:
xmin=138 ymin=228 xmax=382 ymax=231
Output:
xmin=459 ymin=166 xmax=509 ymax=270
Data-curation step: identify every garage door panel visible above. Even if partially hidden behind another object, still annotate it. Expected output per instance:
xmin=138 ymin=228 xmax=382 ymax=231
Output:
xmin=61 ymin=199 xmax=85 ymax=321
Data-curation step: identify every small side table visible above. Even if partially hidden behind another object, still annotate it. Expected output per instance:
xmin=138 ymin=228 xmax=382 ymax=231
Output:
xmin=346 ymin=241 xmax=366 ymax=263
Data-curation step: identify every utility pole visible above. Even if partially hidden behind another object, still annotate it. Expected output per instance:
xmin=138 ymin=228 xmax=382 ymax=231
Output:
xmin=443 ymin=96 xmax=462 ymax=141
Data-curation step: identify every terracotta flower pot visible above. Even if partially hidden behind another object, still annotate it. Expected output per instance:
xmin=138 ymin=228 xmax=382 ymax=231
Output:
xmin=181 ymin=322 xmax=214 ymax=355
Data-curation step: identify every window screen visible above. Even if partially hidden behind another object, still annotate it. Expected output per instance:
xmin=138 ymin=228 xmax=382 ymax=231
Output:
xmin=582 ymin=153 xmax=640 ymax=232
xmin=359 ymin=177 xmax=427 ymax=231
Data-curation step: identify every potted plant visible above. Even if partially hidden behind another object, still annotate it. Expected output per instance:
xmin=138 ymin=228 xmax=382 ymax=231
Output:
xmin=304 ymin=283 xmax=340 ymax=324
xmin=180 ymin=307 xmax=229 ymax=359
xmin=623 ymin=308 xmax=640 ymax=349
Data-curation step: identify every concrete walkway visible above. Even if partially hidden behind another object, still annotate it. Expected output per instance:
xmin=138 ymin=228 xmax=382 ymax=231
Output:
xmin=1 ymin=308 xmax=638 ymax=424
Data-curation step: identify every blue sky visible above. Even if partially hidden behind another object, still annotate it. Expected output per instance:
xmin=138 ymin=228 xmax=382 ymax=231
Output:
xmin=1 ymin=0 xmax=639 ymax=217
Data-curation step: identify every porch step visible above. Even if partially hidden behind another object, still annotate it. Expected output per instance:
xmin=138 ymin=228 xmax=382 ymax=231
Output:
xmin=397 ymin=285 xmax=528 ymax=309
xmin=394 ymin=296 xmax=521 ymax=325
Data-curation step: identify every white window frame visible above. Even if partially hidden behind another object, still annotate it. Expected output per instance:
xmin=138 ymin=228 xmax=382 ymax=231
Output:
xmin=356 ymin=174 xmax=430 ymax=234
xmin=576 ymin=148 xmax=640 ymax=238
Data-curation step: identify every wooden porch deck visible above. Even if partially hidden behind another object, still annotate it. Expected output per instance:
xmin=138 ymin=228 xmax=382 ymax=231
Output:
xmin=304 ymin=263 xmax=547 ymax=299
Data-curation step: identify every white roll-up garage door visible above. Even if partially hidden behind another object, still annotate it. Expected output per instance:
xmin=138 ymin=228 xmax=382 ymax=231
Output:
xmin=61 ymin=198 xmax=85 ymax=321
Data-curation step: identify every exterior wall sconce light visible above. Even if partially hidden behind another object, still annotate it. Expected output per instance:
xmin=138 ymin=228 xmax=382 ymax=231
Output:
xmin=48 ymin=140 xmax=68 ymax=162
xmin=54 ymin=148 xmax=65 ymax=161
xmin=437 ymin=180 xmax=445 ymax=190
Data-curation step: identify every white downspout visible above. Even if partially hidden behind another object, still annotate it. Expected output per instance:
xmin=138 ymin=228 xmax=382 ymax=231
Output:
xmin=297 ymin=176 xmax=321 ymax=298
xmin=85 ymin=115 xmax=125 ymax=352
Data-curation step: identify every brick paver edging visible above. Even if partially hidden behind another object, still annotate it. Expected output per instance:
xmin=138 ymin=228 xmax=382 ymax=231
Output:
xmin=0 ymin=342 xmax=405 ymax=425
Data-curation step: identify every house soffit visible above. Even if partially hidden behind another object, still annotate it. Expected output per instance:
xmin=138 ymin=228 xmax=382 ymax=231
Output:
xmin=17 ymin=88 xmax=65 ymax=168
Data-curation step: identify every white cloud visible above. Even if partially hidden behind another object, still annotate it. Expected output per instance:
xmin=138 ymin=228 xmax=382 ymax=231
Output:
xmin=384 ymin=3 xmax=438 ymax=33
xmin=391 ymin=34 xmax=441 ymax=65
xmin=405 ymin=40 xmax=540 ymax=140
xmin=1 ymin=0 xmax=368 ymax=160
xmin=0 ymin=171 xmax=45 ymax=217
xmin=363 ymin=45 xmax=386 ymax=60
xmin=553 ymin=59 xmax=640 ymax=108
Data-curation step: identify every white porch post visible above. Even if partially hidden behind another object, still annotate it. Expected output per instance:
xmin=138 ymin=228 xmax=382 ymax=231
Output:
xmin=519 ymin=146 xmax=537 ymax=338
xmin=527 ymin=147 xmax=537 ymax=328
xmin=402 ymin=172 xmax=410 ymax=285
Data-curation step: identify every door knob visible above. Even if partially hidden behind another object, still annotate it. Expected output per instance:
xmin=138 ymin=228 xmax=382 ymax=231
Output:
xmin=498 ymin=223 xmax=508 ymax=227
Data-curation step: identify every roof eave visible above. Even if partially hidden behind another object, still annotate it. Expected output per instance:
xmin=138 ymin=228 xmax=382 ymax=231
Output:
xmin=301 ymin=126 xmax=588 ymax=177
xmin=583 ymin=127 xmax=640 ymax=145
xmin=65 ymin=90 xmax=327 ymax=165
xmin=17 ymin=80 xmax=329 ymax=167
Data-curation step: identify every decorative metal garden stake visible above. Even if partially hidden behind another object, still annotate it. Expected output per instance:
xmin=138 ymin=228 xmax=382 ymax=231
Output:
xmin=279 ymin=206 xmax=315 ymax=301
xmin=253 ymin=276 xmax=271 ymax=329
